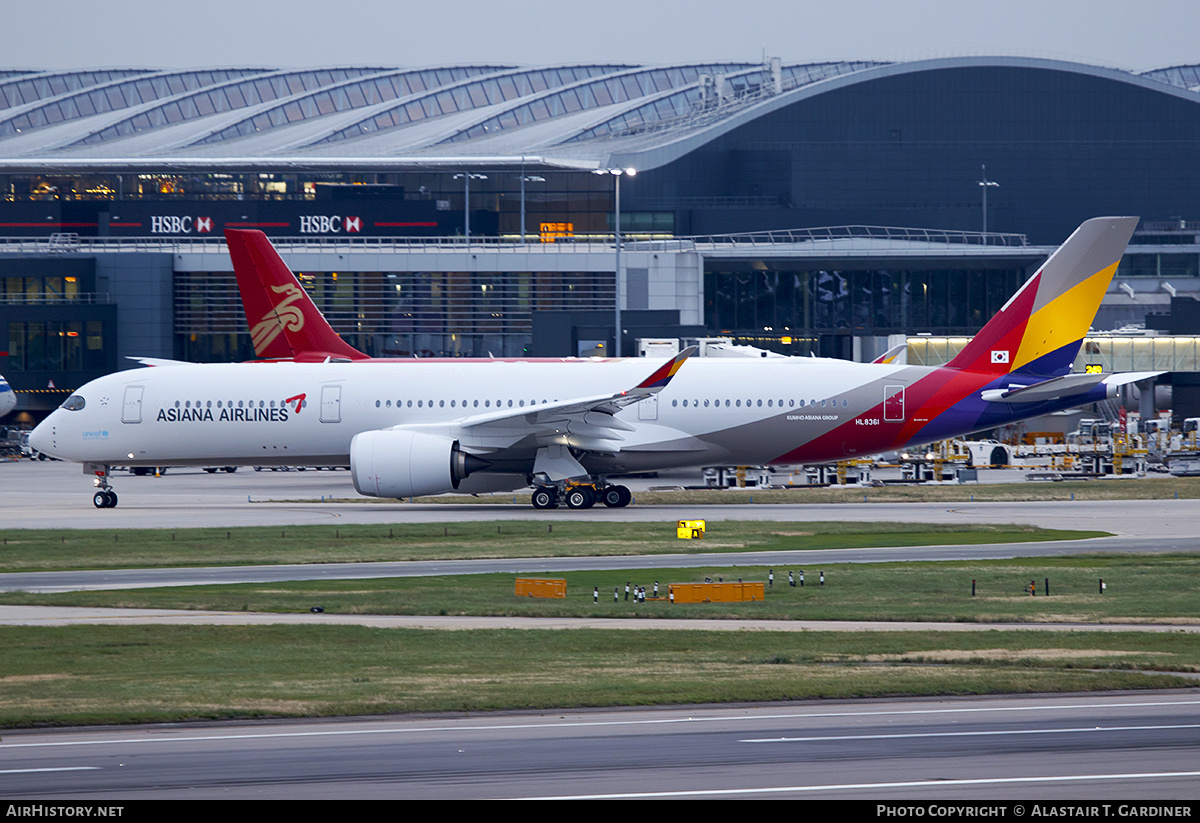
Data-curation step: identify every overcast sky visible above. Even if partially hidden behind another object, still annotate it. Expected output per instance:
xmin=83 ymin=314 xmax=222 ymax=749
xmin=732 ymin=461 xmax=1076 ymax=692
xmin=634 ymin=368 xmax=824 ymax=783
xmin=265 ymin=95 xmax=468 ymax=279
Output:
xmin=7 ymin=0 xmax=1197 ymax=72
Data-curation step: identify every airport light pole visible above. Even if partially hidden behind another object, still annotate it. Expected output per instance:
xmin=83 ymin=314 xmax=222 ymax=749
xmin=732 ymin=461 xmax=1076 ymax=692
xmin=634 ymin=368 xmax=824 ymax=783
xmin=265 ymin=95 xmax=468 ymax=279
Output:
xmin=453 ymin=172 xmax=487 ymax=244
xmin=978 ymin=164 xmax=999 ymax=241
xmin=595 ymin=166 xmax=635 ymax=356
xmin=516 ymin=174 xmax=545 ymax=243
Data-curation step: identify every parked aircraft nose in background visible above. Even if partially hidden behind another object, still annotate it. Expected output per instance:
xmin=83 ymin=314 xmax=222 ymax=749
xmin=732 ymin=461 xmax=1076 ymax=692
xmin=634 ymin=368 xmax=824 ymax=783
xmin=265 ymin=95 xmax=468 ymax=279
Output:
xmin=0 ymin=375 xmax=14 ymax=419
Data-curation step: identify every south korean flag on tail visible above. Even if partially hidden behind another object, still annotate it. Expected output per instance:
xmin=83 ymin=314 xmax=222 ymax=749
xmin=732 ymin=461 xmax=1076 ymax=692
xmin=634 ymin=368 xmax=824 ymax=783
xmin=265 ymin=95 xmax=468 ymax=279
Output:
xmin=991 ymin=350 xmax=1010 ymax=364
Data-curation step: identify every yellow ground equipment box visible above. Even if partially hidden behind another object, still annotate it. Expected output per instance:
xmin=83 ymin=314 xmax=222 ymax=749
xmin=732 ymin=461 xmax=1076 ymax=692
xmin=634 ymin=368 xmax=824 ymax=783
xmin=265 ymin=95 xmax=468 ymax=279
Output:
xmin=677 ymin=519 xmax=706 ymax=539
xmin=515 ymin=578 xmax=567 ymax=599
xmin=668 ymin=581 xmax=765 ymax=603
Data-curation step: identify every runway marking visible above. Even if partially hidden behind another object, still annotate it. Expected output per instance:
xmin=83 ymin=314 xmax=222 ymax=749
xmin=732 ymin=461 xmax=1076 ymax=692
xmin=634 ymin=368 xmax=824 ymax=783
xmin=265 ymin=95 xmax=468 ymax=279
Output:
xmin=2 ymin=699 xmax=1198 ymax=748
xmin=741 ymin=722 xmax=1200 ymax=743
xmin=0 ymin=767 xmax=99 ymax=774
xmin=523 ymin=770 xmax=1200 ymax=799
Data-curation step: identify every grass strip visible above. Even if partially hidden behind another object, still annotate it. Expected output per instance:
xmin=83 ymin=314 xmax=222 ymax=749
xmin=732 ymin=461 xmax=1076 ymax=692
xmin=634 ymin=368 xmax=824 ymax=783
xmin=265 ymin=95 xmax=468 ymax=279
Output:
xmin=0 ymin=521 xmax=1104 ymax=573
xmin=0 ymin=624 xmax=1195 ymax=728
xmin=5 ymin=554 xmax=1196 ymax=625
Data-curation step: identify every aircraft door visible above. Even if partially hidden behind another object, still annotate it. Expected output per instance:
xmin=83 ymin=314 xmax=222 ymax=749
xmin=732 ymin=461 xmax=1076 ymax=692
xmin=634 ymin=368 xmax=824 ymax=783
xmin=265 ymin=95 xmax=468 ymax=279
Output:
xmin=121 ymin=386 xmax=144 ymax=423
xmin=638 ymin=395 xmax=658 ymax=421
xmin=884 ymin=385 xmax=905 ymax=422
xmin=320 ymin=385 xmax=342 ymax=423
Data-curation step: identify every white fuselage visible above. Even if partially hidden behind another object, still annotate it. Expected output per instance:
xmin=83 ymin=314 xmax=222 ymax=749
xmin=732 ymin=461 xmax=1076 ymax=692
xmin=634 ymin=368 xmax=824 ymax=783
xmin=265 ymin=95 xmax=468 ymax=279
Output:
xmin=30 ymin=356 xmax=924 ymax=478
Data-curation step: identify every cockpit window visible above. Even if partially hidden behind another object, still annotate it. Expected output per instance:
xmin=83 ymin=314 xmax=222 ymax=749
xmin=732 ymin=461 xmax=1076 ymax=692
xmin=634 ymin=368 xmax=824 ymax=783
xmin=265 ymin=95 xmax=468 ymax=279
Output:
xmin=60 ymin=395 xmax=86 ymax=411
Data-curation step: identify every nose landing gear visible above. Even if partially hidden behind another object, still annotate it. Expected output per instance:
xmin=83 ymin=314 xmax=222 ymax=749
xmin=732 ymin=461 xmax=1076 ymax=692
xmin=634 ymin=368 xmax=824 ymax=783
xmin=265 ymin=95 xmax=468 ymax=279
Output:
xmin=89 ymin=464 xmax=118 ymax=508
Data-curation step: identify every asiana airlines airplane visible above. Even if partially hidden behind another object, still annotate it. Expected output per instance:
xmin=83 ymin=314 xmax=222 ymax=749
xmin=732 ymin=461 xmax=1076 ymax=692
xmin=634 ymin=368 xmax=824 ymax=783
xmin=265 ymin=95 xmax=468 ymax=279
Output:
xmin=30 ymin=217 xmax=1158 ymax=510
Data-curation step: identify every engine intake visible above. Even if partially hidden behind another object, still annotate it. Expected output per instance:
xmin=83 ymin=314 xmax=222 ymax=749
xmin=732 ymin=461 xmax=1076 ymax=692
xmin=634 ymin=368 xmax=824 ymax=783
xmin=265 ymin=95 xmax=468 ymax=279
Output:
xmin=351 ymin=429 xmax=488 ymax=498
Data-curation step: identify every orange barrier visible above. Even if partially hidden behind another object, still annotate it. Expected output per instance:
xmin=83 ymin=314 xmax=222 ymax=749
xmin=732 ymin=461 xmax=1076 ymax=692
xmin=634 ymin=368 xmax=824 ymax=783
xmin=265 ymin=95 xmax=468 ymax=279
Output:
xmin=515 ymin=578 xmax=567 ymax=599
xmin=668 ymin=581 xmax=764 ymax=603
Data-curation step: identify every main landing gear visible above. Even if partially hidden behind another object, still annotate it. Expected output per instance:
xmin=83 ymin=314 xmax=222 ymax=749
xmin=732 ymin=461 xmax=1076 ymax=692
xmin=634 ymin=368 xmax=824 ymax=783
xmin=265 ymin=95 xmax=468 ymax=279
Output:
xmin=91 ymin=464 xmax=118 ymax=508
xmin=530 ymin=481 xmax=632 ymax=510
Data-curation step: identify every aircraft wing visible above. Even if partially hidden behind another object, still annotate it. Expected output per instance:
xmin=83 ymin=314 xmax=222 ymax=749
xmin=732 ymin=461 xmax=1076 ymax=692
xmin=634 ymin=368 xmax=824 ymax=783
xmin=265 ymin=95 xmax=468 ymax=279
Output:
xmin=461 ymin=346 xmax=694 ymax=426
xmin=980 ymin=370 xmax=1163 ymax=404
xmin=409 ymin=347 xmax=696 ymax=457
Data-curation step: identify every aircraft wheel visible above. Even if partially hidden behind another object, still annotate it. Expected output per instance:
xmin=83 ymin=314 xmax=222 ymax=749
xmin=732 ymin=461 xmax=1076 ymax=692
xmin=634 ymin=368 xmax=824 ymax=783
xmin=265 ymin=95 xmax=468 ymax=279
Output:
xmin=531 ymin=488 xmax=558 ymax=509
xmin=93 ymin=491 xmax=108 ymax=509
xmin=565 ymin=486 xmax=595 ymax=509
xmin=106 ymin=491 xmax=117 ymax=508
xmin=602 ymin=485 xmax=632 ymax=508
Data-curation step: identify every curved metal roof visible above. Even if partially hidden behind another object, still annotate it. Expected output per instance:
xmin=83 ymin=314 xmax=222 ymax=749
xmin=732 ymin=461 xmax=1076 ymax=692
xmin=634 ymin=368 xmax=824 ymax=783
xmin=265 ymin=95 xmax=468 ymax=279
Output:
xmin=0 ymin=57 xmax=1195 ymax=174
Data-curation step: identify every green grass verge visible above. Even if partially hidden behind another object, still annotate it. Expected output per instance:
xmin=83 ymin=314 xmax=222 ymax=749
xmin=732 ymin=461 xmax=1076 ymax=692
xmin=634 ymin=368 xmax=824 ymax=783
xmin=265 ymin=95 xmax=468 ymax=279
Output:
xmin=1 ymin=625 xmax=1194 ymax=727
xmin=0 ymin=521 xmax=1105 ymax=573
xmin=5 ymin=554 xmax=1196 ymax=625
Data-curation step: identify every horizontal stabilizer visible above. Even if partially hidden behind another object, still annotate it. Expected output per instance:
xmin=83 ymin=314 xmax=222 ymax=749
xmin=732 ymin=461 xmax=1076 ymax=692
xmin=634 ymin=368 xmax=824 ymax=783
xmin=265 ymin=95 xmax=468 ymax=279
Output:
xmin=980 ymin=370 xmax=1162 ymax=404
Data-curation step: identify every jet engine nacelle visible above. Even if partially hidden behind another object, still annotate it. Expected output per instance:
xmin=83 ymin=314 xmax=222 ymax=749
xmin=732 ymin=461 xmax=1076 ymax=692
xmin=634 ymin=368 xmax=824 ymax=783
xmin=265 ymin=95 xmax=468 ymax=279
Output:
xmin=350 ymin=429 xmax=487 ymax=498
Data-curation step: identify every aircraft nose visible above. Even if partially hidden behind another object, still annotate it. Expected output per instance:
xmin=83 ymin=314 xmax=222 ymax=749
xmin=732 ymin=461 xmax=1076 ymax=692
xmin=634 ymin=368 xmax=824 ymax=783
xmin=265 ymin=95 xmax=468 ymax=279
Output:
xmin=28 ymin=417 xmax=53 ymax=456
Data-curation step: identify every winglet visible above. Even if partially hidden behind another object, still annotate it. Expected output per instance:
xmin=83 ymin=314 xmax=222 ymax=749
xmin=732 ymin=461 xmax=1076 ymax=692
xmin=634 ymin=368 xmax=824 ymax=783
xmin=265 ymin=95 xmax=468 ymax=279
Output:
xmin=635 ymin=345 xmax=697 ymax=391
xmin=225 ymin=229 xmax=370 ymax=361
xmin=872 ymin=343 xmax=907 ymax=365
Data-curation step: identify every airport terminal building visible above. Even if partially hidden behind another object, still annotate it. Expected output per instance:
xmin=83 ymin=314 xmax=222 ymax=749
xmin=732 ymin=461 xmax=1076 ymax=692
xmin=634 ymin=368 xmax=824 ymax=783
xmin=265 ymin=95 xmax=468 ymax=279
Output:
xmin=3 ymin=57 xmax=1200 ymax=423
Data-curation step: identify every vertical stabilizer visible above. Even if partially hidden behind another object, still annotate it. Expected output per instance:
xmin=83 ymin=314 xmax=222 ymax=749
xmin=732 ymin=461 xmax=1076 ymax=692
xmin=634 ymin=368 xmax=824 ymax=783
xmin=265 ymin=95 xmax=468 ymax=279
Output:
xmin=225 ymin=229 xmax=369 ymax=361
xmin=946 ymin=217 xmax=1138 ymax=378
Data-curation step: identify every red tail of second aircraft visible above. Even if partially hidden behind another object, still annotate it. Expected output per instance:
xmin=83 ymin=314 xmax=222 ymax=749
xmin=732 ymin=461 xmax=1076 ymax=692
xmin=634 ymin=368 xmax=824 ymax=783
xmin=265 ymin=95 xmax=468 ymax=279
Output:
xmin=225 ymin=229 xmax=370 ymax=362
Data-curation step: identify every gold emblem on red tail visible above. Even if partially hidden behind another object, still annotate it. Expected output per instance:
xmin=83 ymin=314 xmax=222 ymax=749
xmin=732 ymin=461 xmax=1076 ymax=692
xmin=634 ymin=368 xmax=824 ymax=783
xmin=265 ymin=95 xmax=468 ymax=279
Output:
xmin=250 ymin=283 xmax=306 ymax=355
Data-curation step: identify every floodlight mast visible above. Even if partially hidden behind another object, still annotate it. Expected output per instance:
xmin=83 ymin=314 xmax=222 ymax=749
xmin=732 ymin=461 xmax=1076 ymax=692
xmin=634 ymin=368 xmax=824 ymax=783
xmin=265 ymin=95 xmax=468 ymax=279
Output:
xmin=595 ymin=167 xmax=636 ymax=356
xmin=453 ymin=172 xmax=488 ymax=244
xmin=978 ymin=164 xmax=999 ymax=239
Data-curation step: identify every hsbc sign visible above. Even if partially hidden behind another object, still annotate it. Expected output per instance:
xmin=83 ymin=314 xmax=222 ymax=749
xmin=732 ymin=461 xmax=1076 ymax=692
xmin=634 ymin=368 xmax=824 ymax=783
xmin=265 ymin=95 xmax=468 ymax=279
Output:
xmin=299 ymin=215 xmax=361 ymax=234
xmin=150 ymin=215 xmax=212 ymax=234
